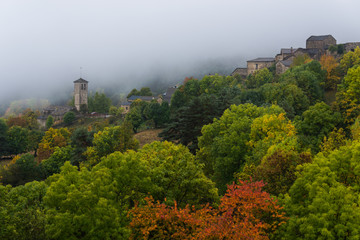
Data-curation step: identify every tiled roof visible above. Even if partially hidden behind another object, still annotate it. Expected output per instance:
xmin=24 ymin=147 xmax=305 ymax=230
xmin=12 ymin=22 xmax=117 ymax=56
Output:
xmin=163 ymin=87 xmax=177 ymax=103
xmin=247 ymin=57 xmax=275 ymax=62
xmin=280 ymin=59 xmax=293 ymax=67
xmin=281 ymin=48 xmax=298 ymax=54
xmin=307 ymin=35 xmax=334 ymax=41
xmin=73 ymin=78 xmax=88 ymax=83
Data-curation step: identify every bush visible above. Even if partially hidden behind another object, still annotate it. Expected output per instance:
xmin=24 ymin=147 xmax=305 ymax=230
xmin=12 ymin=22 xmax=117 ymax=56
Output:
xmin=63 ymin=111 xmax=76 ymax=125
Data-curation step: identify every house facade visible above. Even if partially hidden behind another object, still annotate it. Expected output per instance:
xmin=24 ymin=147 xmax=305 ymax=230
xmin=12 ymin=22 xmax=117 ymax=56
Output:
xmin=247 ymin=58 xmax=275 ymax=75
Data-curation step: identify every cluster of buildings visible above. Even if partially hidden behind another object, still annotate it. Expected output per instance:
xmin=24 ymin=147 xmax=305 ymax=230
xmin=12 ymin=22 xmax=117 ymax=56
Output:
xmin=38 ymin=34 xmax=360 ymax=125
xmin=120 ymin=86 xmax=177 ymax=114
xmin=232 ymin=35 xmax=360 ymax=77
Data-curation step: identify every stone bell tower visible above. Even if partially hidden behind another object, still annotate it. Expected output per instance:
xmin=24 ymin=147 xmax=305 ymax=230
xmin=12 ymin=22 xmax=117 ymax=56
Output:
xmin=73 ymin=78 xmax=88 ymax=111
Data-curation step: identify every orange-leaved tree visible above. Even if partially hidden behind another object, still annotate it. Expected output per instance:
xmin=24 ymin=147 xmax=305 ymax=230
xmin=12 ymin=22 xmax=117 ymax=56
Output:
xmin=36 ymin=127 xmax=71 ymax=161
xmin=320 ymin=54 xmax=340 ymax=90
xmin=129 ymin=180 xmax=286 ymax=240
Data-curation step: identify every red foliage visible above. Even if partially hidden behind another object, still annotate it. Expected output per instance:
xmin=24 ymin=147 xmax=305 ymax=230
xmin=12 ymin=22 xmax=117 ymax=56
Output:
xmin=129 ymin=180 xmax=286 ymax=240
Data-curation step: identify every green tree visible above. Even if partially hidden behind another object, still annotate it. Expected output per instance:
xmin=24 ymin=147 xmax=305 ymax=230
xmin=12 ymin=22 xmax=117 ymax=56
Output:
xmin=138 ymin=87 xmax=152 ymax=96
xmin=45 ymin=115 xmax=54 ymax=129
xmin=297 ymin=102 xmax=341 ymax=153
xmin=260 ymin=82 xmax=309 ymax=118
xmin=88 ymin=92 xmax=111 ymax=113
xmin=70 ymin=127 xmax=94 ymax=166
xmin=6 ymin=126 xmax=30 ymax=155
xmin=0 ymin=181 xmax=47 ymax=240
xmin=44 ymin=141 xmax=217 ymax=239
xmin=197 ymin=103 xmax=284 ymax=192
xmin=44 ymin=162 xmax=130 ymax=240
xmin=291 ymin=54 xmax=312 ymax=67
xmin=63 ymin=111 xmax=76 ymax=125
xmin=280 ymin=140 xmax=360 ymax=239
xmin=0 ymin=154 xmax=43 ymax=186
xmin=85 ymin=122 xmax=139 ymax=165
xmin=41 ymin=146 xmax=74 ymax=177
xmin=334 ymin=65 xmax=360 ymax=125
xmin=280 ymin=61 xmax=325 ymax=105
xmin=245 ymin=68 xmax=273 ymax=89
xmin=0 ymin=118 xmax=8 ymax=156
xmin=161 ymin=94 xmax=224 ymax=153
xmin=125 ymin=106 xmax=143 ymax=132
xmin=339 ymin=46 xmax=360 ymax=75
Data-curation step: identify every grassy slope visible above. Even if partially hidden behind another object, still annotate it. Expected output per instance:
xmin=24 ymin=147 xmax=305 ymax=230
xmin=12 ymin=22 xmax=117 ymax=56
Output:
xmin=134 ymin=129 xmax=163 ymax=147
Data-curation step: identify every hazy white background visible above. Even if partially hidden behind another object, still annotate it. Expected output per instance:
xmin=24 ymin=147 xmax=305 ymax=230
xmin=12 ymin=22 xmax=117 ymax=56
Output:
xmin=1 ymin=0 xmax=359 ymax=101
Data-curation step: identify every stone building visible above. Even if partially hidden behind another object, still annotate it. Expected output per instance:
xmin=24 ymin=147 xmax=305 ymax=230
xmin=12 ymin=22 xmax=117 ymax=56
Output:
xmin=163 ymin=86 xmax=177 ymax=104
xmin=247 ymin=58 xmax=275 ymax=75
xmin=344 ymin=42 xmax=360 ymax=52
xmin=73 ymin=78 xmax=88 ymax=111
xmin=231 ymin=68 xmax=248 ymax=78
xmin=276 ymin=58 xmax=293 ymax=75
xmin=275 ymin=48 xmax=297 ymax=62
xmin=120 ymin=102 xmax=131 ymax=114
xmin=294 ymin=48 xmax=321 ymax=60
xmin=306 ymin=35 xmax=336 ymax=50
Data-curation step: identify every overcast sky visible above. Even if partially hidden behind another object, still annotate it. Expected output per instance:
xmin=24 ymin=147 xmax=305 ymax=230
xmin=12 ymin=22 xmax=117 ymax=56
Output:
xmin=1 ymin=0 xmax=360 ymax=102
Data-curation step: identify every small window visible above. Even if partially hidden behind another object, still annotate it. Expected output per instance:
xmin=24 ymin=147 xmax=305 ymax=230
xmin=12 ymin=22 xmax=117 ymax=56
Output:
xmin=255 ymin=64 xmax=258 ymax=70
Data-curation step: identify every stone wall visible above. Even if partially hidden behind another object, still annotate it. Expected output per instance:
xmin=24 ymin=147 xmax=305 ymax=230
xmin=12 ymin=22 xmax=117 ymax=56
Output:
xmin=306 ymin=37 xmax=336 ymax=50
xmin=231 ymin=68 xmax=248 ymax=77
xmin=247 ymin=61 xmax=274 ymax=75
xmin=344 ymin=42 xmax=360 ymax=52
xmin=74 ymin=82 xmax=88 ymax=111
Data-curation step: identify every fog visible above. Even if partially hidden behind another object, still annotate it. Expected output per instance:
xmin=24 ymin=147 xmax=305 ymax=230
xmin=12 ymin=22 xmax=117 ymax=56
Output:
xmin=1 ymin=0 xmax=360 ymax=104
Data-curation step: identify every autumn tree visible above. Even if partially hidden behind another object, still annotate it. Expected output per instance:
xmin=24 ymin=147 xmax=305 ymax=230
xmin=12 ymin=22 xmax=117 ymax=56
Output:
xmin=253 ymin=149 xmax=311 ymax=195
xmin=129 ymin=180 xmax=286 ymax=240
xmin=44 ymin=141 xmax=217 ymax=239
xmin=320 ymin=54 xmax=341 ymax=90
xmin=36 ymin=128 xmax=71 ymax=161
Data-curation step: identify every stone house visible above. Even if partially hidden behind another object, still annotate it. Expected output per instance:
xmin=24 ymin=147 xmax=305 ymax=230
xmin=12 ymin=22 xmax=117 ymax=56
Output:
xmin=306 ymin=35 xmax=336 ymax=50
xmin=231 ymin=68 xmax=248 ymax=78
xmin=276 ymin=58 xmax=293 ymax=75
xmin=275 ymin=48 xmax=297 ymax=62
xmin=163 ymin=86 xmax=177 ymax=104
xmin=120 ymin=102 xmax=131 ymax=114
xmin=247 ymin=58 xmax=275 ymax=75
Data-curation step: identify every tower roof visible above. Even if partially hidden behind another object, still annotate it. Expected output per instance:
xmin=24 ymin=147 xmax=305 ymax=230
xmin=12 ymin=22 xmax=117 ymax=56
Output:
xmin=73 ymin=78 xmax=88 ymax=83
